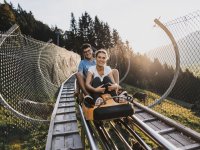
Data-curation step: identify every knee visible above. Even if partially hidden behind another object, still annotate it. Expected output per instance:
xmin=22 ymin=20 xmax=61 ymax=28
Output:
xmin=103 ymin=76 xmax=112 ymax=83
xmin=112 ymin=69 xmax=119 ymax=75
xmin=103 ymin=76 xmax=110 ymax=80
xmin=93 ymin=77 xmax=101 ymax=82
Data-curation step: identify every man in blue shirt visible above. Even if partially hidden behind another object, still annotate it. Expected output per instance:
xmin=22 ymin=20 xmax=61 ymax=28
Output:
xmin=76 ymin=43 xmax=120 ymax=97
xmin=76 ymin=43 xmax=96 ymax=96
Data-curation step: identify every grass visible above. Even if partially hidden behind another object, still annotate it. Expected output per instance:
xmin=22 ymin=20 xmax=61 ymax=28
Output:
xmin=122 ymin=83 xmax=200 ymax=133
xmin=0 ymin=105 xmax=49 ymax=150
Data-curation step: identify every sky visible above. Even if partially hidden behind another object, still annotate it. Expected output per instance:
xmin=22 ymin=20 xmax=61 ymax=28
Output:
xmin=1 ymin=0 xmax=200 ymax=53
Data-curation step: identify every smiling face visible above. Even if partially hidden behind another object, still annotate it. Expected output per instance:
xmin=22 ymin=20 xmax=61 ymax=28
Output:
xmin=96 ymin=52 xmax=108 ymax=67
xmin=83 ymin=47 xmax=93 ymax=60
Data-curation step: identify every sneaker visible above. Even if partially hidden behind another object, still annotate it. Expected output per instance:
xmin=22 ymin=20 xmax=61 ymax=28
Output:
xmin=119 ymin=91 xmax=128 ymax=97
xmin=118 ymin=91 xmax=133 ymax=102
xmin=126 ymin=95 xmax=133 ymax=102
xmin=114 ymin=97 xmax=126 ymax=103
xmin=95 ymin=97 xmax=105 ymax=106
xmin=84 ymin=95 xmax=94 ymax=108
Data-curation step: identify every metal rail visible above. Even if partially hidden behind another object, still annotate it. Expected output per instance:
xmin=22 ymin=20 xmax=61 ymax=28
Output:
xmin=0 ymin=24 xmax=19 ymax=46
xmin=91 ymin=119 xmax=146 ymax=150
xmin=96 ymin=121 xmax=119 ymax=150
xmin=78 ymin=105 xmax=98 ymax=150
xmin=109 ymin=121 xmax=132 ymax=150
xmin=89 ymin=121 xmax=111 ymax=150
xmin=132 ymin=100 xmax=200 ymax=150
xmin=117 ymin=119 xmax=152 ymax=150
xmin=46 ymin=75 xmax=200 ymax=150
xmin=149 ymin=19 xmax=180 ymax=108
xmin=46 ymin=74 xmax=83 ymax=150
xmin=93 ymin=122 xmax=113 ymax=150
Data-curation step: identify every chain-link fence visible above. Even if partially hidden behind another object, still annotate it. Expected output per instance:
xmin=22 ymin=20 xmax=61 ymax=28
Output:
xmin=0 ymin=25 xmax=80 ymax=149
xmin=144 ymin=11 xmax=200 ymax=133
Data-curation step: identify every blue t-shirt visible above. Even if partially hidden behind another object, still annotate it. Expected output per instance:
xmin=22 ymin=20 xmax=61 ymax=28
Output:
xmin=78 ymin=59 xmax=96 ymax=77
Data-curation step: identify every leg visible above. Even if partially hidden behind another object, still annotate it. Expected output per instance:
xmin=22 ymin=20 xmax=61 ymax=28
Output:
xmin=103 ymin=76 xmax=117 ymax=97
xmin=102 ymin=76 xmax=127 ymax=103
xmin=92 ymin=77 xmax=102 ymax=88
xmin=103 ymin=76 xmax=113 ymax=84
xmin=75 ymin=72 xmax=89 ymax=95
xmin=112 ymin=69 xmax=122 ymax=93
xmin=112 ymin=69 xmax=119 ymax=85
xmin=91 ymin=77 xmax=102 ymax=100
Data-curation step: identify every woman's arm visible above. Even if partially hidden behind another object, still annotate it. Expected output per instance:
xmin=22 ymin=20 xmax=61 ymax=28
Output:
xmin=86 ymin=72 xmax=106 ymax=93
xmin=85 ymin=72 xmax=96 ymax=93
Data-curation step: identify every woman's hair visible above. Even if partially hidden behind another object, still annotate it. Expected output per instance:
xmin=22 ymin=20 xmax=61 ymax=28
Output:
xmin=95 ymin=49 xmax=108 ymax=58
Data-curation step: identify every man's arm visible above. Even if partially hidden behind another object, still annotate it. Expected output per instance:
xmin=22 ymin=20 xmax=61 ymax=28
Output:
xmin=78 ymin=61 xmax=84 ymax=74
xmin=76 ymin=61 xmax=89 ymax=95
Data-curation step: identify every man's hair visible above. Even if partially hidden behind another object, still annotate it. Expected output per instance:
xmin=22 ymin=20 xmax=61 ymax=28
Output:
xmin=81 ymin=43 xmax=91 ymax=51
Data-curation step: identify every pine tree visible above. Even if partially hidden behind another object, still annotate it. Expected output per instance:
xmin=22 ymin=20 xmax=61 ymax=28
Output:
xmin=71 ymin=13 xmax=77 ymax=35
xmin=78 ymin=12 xmax=95 ymax=47
xmin=65 ymin=13 xmax=80 ymax=52
xmin=94 ymin=16 xmax=103 ymax=49
xmin=102 ymin=22 xmax=112 ymax=48
xmin=112 ymin=29 xmax=121 ymax=46
xmin=70 ymin=13 xmax=79 ymax=51
xmin=0 ymin=3 xmax=16 ymax=31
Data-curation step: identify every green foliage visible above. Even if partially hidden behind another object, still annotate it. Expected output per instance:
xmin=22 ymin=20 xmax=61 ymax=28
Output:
xmin=65 ymin=12 xmax=115 ymax=54
xmin=0 ymin=105 xmax=48 ymax=150
xmin=133 ymin=127 xmax=158 ymax=148
xmin=22 ymin=124 xmax=48 ymax=150
xmin=0 ymin=2 xmax=63 ymax=45
xmin=0 ymin=3 xmax=16 ymax=30
xmin=0 ymin=123 xmax=48 ymax=150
